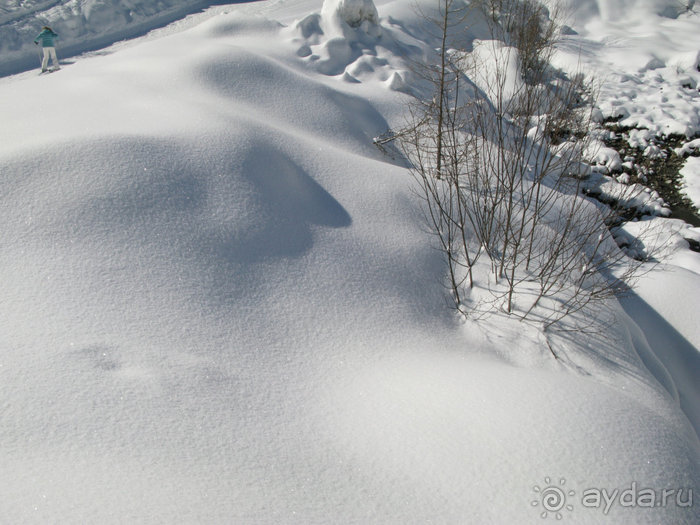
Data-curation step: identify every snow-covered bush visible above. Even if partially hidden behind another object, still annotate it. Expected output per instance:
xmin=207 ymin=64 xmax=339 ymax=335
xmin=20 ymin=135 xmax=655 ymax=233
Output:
xmin=320 ymin=0 xmax=381 ymax=38
xmin=474 ymin=0 xmax=559 ymax=78
xmin=321 ymin=0 xmax=379 ymax=28
xmin=293 ymin=0 xmax=385 ymax=76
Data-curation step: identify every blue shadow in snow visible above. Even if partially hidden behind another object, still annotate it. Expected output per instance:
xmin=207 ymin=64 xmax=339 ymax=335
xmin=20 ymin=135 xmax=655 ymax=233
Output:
xmin=203 ymin=146 xmax=351 ymax=265
xmin=618 ymin=291 xmax=700 ymax=440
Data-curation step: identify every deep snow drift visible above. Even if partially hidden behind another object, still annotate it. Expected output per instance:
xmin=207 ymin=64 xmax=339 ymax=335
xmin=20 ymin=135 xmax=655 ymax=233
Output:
xmin=0 ymin=0 xmax=698 ymax=523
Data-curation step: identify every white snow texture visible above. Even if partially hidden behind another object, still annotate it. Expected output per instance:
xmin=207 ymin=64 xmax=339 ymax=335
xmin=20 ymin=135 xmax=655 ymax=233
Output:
xmin=0 ymin=0 xmax=698 ymax=523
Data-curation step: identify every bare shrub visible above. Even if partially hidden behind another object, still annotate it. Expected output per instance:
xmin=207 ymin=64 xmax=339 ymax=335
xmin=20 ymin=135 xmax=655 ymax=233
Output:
xmin=383 ymin=0 xmax=654 ymax=333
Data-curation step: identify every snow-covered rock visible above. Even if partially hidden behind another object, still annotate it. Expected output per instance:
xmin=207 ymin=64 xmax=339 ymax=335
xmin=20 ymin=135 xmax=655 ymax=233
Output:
xmin=586 ymin=141 xmax=623 ymax=173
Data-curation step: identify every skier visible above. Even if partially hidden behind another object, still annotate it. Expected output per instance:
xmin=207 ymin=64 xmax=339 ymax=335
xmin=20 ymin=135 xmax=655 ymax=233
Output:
xmin=34 ymin=26 xmax=60 ymax=73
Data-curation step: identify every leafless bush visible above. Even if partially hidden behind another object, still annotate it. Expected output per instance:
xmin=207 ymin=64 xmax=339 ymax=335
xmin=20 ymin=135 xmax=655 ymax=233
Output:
xmin=472 ymin=0 xmax=564 ymax=84
xmin=385 ymin=0 xmax=654 ymax=332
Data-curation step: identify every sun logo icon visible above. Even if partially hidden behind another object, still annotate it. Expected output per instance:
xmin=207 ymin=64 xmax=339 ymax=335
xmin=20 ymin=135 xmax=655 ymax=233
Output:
xmin=531 ymin=477 xmax=575 ymax=520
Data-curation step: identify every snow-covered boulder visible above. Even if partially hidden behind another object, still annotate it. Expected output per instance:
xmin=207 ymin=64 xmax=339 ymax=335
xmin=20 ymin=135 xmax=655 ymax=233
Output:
xmin=586 ymin=141 xmax=623 ymax=173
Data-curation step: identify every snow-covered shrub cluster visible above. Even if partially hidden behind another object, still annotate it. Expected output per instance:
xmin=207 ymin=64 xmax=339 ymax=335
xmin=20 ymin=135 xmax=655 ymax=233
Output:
xmin=288 ymin=0 xmax=412 ymax=87
xmin=320 ymin=0 xmax=380 ymax=31
xmin=595 ymin=64 xmax=700 ymax=139
xmin=544 ymin=0 xmax=700 ymax=227
xmin=387 ymin=0 xmax=649 ymax=328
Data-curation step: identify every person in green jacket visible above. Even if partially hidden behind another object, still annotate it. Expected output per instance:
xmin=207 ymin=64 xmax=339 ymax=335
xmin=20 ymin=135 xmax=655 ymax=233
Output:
xmin=34 ymin=26 xmax=60 ymax=73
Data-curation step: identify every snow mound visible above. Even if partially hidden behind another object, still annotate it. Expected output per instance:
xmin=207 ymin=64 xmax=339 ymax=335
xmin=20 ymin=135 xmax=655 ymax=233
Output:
xmin=196 ymin=47 xmax=390 ymax=153
xmin=194 ymin=13 xmax=284 ymax=37
xmin=615 ymin=216 xmax=700 ymax=272
xmin=468 ymin=40 xmax=524 ymax=109
xmin=586 ymin=172 xmax=671 ymax=217
xmin=586 ymin=141 xmax=623 ymax=174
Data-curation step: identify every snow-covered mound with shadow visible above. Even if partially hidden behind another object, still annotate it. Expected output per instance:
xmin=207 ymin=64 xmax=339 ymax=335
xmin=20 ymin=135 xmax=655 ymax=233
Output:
xmin=0 ymin=0 xmax=698 ymax=522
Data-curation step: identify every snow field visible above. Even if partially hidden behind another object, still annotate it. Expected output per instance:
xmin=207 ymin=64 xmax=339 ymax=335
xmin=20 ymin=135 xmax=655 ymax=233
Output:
xmin=0 ymin=0 xmax=232 ymax=76
xmin=0 ymin=0 xmax=698 ymax=522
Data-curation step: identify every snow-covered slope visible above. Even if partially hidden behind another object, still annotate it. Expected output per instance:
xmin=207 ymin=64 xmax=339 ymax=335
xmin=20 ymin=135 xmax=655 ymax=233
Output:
xmin=0 ymin=0 xmax=240 ymax=75
xmin=554 ymin=0 xmax=700 ymax=132
xmin=557 ymin=0 xmax=695 ymax=26
xmin=0 ymin=0 xmax=698 ymax=523
xmin=553 ymin=0 xmax=700 ymax=213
